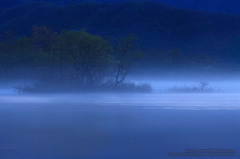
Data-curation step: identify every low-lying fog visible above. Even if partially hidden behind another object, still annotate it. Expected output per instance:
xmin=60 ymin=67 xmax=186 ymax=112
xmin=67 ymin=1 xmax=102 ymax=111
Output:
xmin=1 ymin=72 xmax=240 ymax=110
xmin=1 ymin=93 xmax=240 ymax=110
xmin=1 ymin=72 xmax=240 ymax=159
xmin=129 ymin=71 xmax=240 ymax=93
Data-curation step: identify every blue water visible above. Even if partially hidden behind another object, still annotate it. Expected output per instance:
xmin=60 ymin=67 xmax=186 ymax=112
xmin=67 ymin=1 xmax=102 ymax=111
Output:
xmin=0 ymin=94 xmax=240 ymax=159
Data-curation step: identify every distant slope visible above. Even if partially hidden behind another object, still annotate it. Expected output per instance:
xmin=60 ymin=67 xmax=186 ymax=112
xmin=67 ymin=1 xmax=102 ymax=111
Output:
xmin=0 ymin=1 xmax=240 ymax=63
xmin=156 ymin=0 xmax=240 ymax=15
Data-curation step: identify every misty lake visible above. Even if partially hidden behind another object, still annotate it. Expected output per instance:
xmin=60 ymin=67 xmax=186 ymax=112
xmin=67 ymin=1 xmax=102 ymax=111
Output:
xmin=0 ymin=93 xmax=240 ymax=159
xmin=1 ymin=0 xmax=240 ymax=158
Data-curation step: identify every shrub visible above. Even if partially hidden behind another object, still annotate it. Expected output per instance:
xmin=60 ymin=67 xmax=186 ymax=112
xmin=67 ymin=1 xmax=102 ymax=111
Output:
xmin=15 ymin=81 xmax=152 ymax=94
xmin=167 ymin=82 xmax=215 ymax=93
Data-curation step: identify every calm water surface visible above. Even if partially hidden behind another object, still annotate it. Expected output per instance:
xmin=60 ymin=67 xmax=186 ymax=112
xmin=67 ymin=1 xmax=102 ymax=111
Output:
xmin=0 ymin=93 xmax=239 ymax=159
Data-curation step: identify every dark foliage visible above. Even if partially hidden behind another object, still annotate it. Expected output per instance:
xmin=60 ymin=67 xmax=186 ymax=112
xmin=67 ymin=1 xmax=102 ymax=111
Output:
xmin=0 ymin=27 xmax=147 ymax=93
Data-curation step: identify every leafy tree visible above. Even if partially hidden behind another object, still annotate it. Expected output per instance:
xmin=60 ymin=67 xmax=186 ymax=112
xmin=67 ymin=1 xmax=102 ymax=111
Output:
xmin=0 ymin=31 xmax=17 ymax=72
xmin=56 ymin=30 xmax=113 ymax=85
xmin=32 ymin=26 xmax=60 ymax=82
xmin=0 ymin=31 xmax=16 ymax=55
xmin=14 ymin=37 xmax=37 ymax=67
xmin=0 ymin=28 xmax=147 ymax=92
xmin=33 ymin=26 xmax=58 ymax=52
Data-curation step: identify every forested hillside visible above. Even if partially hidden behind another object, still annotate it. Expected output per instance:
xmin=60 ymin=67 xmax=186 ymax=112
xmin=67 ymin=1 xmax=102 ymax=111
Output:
xmin=1 ymin=1 xmax=240 ymax=69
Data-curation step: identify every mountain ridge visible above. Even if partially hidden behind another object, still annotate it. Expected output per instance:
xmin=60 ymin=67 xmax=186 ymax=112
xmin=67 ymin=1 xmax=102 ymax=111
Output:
xmin=0 ymin=1 xmax=240 ymax=65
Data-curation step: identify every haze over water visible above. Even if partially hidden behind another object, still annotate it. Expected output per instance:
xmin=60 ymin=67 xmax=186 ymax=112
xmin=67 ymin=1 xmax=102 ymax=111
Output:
xmin=0 ymin=77 xmax=240 ymax=159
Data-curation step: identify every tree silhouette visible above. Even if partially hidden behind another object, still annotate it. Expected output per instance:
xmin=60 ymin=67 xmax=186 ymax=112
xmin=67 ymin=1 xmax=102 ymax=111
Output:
xmin=114 ymin=35 xmax=143 ymax=86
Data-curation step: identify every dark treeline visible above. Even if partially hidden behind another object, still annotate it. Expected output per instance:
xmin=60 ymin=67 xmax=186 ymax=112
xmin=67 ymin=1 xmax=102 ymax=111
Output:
xmin=0 ymin=26 xmax=151 ymax=93
xmin=0 ymin=25 xmax=237 ymax=93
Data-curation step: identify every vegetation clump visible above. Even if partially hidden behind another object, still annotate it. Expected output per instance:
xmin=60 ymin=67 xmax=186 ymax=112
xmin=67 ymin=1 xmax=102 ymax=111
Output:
xmin=167 ymin=82 xmax=216 ymax=93
xmin=0 ymin=26 xmax=150 ymax=93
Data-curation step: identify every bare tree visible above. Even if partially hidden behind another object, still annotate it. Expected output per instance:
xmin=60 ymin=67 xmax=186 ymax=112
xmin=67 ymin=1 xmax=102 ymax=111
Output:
xmin=199 ymin=81 xmax=208 ymax=91
xmin=114 ymin=35 xmax=143 ymax=86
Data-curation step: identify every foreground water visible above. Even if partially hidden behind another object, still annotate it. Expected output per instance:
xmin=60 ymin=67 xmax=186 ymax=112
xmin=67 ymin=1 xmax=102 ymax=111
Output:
xmin=0 ymin=93 xmax=240 ymax=159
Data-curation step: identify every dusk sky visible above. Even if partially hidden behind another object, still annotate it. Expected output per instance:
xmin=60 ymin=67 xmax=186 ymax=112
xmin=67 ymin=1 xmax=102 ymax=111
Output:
xmin=1 ymin=0 xmax=240 ymax=14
